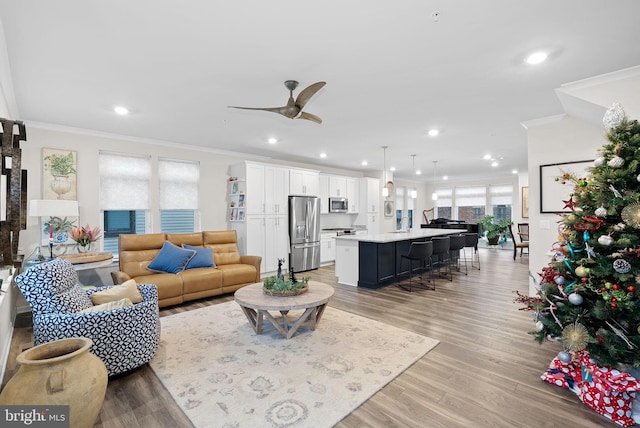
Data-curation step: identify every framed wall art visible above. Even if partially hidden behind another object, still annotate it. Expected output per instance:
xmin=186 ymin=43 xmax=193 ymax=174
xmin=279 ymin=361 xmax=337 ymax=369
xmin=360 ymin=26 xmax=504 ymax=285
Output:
xmin=384 ymin=200 xmax=394 ymax=217
xmin=42 ymin=148 xmax=77 ymax=200
xmin=539 ymin=160 xmax=592 ymax=213
xmin=522 ymin=186 xmax=529 ymax=218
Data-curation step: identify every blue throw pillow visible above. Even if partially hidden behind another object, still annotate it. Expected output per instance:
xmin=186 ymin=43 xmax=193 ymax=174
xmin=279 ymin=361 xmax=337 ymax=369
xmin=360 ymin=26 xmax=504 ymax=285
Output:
xmin=147 ymin=241 xmax=196 ymax=274
xmin=182 ymin=244 xmax=216 ymax=269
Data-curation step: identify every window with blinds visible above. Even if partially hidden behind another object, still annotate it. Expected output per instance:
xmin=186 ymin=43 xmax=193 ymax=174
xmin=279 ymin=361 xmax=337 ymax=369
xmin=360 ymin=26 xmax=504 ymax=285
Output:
xmin=489 ymin=184 xmax=513 ymax=222
xmin=158 ymin=158 xmax=199 ymax=233
xmin=100 ymin=152 xmax=151 ymax=253
xmin=435 ymin=188 xmax=452 ymax=219
xmin=455 ymin=186 xmax=486 ymax=223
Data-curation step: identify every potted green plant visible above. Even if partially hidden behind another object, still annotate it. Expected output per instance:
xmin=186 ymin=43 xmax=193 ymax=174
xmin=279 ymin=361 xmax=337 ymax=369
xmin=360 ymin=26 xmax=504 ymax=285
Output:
xmin=480 ymin=215 xmax=513 ymax=245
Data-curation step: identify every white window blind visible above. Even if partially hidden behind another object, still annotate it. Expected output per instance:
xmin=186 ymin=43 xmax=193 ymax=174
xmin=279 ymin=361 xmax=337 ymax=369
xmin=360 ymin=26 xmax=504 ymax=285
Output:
xmin=99 ymin=152 xmax=151 ymax=210
xmin=435 ymin=188 xmax=452 ymax=207
xmin=159 ymin=158 xmax=200 ymax=209
xmin=455 ymin=186 xmax=486 ymax=207
xmin=489 ymin=184 xmax=513 ymax=205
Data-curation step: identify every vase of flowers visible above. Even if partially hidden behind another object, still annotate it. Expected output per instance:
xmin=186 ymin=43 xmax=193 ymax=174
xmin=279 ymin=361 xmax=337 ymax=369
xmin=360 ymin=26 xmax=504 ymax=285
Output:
xmin=69 ymin=225 xmax=102 ymax=253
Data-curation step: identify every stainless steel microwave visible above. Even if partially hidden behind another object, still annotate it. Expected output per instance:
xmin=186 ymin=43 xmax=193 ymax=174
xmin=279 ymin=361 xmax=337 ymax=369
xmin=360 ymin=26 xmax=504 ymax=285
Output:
xmin=329 ymin=197 xmax=348 ymax=213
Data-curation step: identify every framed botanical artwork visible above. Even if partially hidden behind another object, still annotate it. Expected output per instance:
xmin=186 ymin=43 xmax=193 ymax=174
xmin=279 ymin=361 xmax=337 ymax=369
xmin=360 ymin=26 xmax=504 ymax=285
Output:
xmin=42 ymin=148 xmax=77 ymax=200
xmin=539 ymin=160 xmax=592 ymax=213
xmin=384 ymin=200 xmax=394 ymax=217
xmin=522 ymin=186 xmax=529 ymax=218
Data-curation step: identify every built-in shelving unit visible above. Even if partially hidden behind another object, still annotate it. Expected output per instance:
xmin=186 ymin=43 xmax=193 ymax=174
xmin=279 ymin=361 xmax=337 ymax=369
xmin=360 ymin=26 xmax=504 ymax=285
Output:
xmin=228 ymin=179 xmax=246 ymax=222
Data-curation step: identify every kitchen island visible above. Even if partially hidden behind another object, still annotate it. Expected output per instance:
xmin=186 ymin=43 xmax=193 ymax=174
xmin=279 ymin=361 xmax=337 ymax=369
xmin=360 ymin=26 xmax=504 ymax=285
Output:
xmin=334 ymin=229 xmax=462 ymax=288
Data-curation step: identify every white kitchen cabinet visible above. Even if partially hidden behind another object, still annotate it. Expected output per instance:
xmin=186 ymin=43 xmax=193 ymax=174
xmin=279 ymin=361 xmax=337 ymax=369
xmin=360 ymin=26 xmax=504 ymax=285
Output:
xmin=265 ymin=215 xmax=289 ymax=273
xmin=245 ymin=162 xmax=265 ymax=215
xmin=365 ymin=177 xmax=380 ymax=213
xmin=346 ymin=177 xmax=359 ymax=213
xmin=264 ymin=165 xmax=289 ymax=215
xmin=229 ymin=161 xmax=291 ymax=274
xmin=319 ymin=174 xmax=329 ymax=214
xmin=290 ymin=169 xmax=319 ymax=196
xmin=320 ymin=232 xmax=336 ymax=263
xmin=329 ymin=176 xmax=347 ymax=197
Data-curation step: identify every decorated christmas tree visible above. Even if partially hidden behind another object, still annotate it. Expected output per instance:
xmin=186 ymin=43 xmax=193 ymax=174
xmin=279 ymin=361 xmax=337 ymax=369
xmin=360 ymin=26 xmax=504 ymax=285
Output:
xmin=518 ymin=103 xmax=640 ymax=368
xmin=516 ymin=104 xmax=640 ymax=426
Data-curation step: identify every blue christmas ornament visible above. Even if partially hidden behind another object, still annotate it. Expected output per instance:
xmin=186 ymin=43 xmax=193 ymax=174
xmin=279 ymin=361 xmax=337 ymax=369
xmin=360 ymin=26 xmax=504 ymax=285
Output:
xmin=558 ymin=351 xmax=571 ymax=363
xmin=554 ymin=276 xmax=565 ymax=285
xmin=568 ymin=293 xmax=584 ymax=305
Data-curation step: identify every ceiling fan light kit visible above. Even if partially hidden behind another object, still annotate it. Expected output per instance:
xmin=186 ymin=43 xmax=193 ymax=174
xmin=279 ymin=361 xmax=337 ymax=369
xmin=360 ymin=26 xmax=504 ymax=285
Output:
xmin=229 ymin=80 xmax=326 ymax=124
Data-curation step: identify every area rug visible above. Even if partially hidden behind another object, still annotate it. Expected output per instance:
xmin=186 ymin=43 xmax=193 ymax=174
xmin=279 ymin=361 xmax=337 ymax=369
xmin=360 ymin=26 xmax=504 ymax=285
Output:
xmin=150 ymin=301 xmax=439 ymax=428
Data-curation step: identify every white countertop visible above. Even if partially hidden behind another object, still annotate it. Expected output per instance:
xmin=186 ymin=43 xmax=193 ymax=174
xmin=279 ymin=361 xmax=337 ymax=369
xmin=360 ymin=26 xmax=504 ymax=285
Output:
xmin=334 ymin=228 xmax=462 ymax=243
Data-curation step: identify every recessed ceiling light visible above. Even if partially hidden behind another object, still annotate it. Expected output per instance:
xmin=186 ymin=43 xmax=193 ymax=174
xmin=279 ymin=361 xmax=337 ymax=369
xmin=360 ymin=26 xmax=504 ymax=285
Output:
xmin=483 ymin=154 xmax=491 ymax=160
xmin=361 ymin=161 xmax=368 ymax=166
xmin=491 ymin=161 xmax=499 ymax=167
xmin=389 ymin=167 xmax=396 ymax=172
xmin=525 ymin=51 xmax=548 ymax=65
xmin=416 ymin=170 xmax=421 ymax=175
xmin=512 ymin=169 xmax=518 ymax=174
xmin=267 ymin=137 xmax=277 ymax=144
xmin=443 ymin=176 xmax=448 ymax=180
xmin=428 ymin=129 xmax=439 ymax=137
xmin=320 ymin=153 xmax=327 ymax=158
xmin=114 ymin=106 xmax=129 ymax=115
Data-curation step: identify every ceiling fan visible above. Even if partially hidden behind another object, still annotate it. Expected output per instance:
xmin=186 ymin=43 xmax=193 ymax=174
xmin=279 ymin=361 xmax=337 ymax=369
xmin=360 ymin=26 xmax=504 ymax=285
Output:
xmin=229 ymin=80 xmax=326 ymax=124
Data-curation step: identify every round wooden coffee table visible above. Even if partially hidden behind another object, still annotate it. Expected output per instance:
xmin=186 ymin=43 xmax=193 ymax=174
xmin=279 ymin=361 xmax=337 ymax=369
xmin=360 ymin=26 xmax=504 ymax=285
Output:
xmin=234 ymin=281 xmax=334 ymax=339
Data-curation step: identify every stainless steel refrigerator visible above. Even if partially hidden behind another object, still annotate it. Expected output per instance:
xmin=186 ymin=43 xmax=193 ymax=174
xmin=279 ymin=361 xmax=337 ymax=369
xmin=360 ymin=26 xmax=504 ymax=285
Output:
xmin=289 ymin=195 xmax=320 ymax=272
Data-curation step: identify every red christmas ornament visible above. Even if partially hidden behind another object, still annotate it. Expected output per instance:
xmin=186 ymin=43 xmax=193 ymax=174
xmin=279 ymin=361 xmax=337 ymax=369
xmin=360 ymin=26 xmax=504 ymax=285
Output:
xmin=611 ymin=302 xmax=618 ymax=309
xmin=600 ymin=287 xmax=607 ymax=292
xmin=581 ymin=277 xmax=588 ymax=283
xmin=562 ymin=196 xmax=578 ymax=210
xmin=627 ymin=285 xmax=636 ymax=293
xmin=612 ymin=284 xmax=619 ymax=290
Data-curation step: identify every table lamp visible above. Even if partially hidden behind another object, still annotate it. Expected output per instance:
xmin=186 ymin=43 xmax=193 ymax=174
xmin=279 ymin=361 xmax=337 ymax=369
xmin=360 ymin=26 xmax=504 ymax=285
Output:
xmin=28 ymin=199 xmax=80 ymax=259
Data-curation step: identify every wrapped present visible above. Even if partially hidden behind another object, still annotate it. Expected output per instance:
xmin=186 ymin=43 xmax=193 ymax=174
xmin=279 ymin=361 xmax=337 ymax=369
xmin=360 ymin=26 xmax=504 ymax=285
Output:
xmin=577 ymin=353 xmax=640 ymax=427
xmin=541 ymin=350 xmax=640 ymax=427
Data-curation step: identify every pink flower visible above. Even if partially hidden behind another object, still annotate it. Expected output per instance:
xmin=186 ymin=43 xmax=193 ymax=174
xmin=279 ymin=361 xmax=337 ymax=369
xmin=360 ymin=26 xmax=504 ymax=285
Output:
xmin=70 ymin=224 xmax=102 ymax=246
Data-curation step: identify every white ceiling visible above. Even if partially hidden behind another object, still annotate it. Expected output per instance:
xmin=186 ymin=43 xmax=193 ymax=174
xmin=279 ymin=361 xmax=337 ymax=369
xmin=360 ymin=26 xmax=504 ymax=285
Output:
xmin=1 ymin=1 xmax=640 ymax=182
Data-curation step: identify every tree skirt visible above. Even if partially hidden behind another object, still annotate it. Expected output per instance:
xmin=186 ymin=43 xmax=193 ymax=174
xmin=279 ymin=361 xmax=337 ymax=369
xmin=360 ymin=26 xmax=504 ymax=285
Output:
xmin=150 ymin=301 xmax=439 ymax=428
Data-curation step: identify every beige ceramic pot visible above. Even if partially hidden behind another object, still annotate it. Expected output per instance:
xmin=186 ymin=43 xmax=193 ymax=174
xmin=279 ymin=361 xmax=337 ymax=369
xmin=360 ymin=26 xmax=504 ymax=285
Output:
xmin=0 ymin=337 xmax=108 ymax=428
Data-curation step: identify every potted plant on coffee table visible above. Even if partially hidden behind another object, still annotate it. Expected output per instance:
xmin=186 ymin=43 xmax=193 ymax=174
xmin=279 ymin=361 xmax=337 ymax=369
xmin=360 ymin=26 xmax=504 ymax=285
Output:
xmin=480 ymin=215 xmax=513 ymax=245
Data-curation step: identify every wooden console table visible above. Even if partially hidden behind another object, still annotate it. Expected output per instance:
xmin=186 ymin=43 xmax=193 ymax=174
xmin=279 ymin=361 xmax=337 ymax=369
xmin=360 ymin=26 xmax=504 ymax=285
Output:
xmin=234 ymin=281 xmax=334 ymax=339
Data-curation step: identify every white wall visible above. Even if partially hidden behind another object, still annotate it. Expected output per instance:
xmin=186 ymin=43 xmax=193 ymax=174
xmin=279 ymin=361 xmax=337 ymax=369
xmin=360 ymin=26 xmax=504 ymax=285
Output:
xmin=526 ymin=116 xmax=603 ymax=295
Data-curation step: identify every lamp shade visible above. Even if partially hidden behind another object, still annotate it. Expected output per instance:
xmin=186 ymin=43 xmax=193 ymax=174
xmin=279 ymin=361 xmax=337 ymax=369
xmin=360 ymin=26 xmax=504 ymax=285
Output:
xmin=29 ymin=199 xmax=79 ymax=217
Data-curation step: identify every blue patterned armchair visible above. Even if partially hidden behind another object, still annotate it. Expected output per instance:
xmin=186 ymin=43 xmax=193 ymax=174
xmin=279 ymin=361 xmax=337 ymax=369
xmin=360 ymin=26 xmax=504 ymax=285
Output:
xmin=15 ymin=258 xmax=160 ymax=376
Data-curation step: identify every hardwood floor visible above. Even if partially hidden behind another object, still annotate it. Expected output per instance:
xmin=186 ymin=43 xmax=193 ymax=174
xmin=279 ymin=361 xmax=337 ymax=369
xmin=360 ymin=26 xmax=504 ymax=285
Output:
xmin=5 ymin=249 xmax=612 ymax=427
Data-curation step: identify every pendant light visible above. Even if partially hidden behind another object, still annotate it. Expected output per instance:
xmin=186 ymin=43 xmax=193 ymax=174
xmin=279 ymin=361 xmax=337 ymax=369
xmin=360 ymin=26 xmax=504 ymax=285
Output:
xmin=382 ymin=146 xmax=389 ymax=197
xmin=432 ymin=161 xmax=438 ymax=201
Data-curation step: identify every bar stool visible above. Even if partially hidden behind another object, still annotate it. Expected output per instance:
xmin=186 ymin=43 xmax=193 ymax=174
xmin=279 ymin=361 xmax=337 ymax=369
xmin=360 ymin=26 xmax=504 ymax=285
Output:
xmin=448 ymin=234 xmax=467 ymax=275
xmin=463 ymin=233 xmax=480 ymax=270
xmin=430 ymin=236 xmax=452 ymax=281
xmin=399 ymin=241 xmax=434 ymax=291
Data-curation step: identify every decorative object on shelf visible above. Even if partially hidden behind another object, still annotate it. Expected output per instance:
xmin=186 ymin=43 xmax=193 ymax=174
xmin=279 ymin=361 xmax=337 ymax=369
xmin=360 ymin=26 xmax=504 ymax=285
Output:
xmin=70 ymin=224 xmax=102 ymax=253
xmin=0 ymin=337 xmax=108 ymax=428
xmin=42 ymin=148 xmax=77 ymax=200
xmin=263 ymin=273 xmax=310 ymax=297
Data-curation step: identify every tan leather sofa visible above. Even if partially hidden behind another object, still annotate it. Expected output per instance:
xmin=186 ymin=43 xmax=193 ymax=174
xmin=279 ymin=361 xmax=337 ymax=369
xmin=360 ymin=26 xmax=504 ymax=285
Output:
xmin=111 ymin=230 xmax=261 ymax=308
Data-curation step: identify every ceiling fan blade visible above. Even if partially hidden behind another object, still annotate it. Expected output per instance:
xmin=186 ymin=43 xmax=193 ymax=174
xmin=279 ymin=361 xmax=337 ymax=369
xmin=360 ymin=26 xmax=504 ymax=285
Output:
xmin=228 ymin=106 xmax=287 ymax=114
xmin=295 ymin=82 xmax=326 ymax=109
xmin=298 ymin=111 xmax=322 ymax=124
